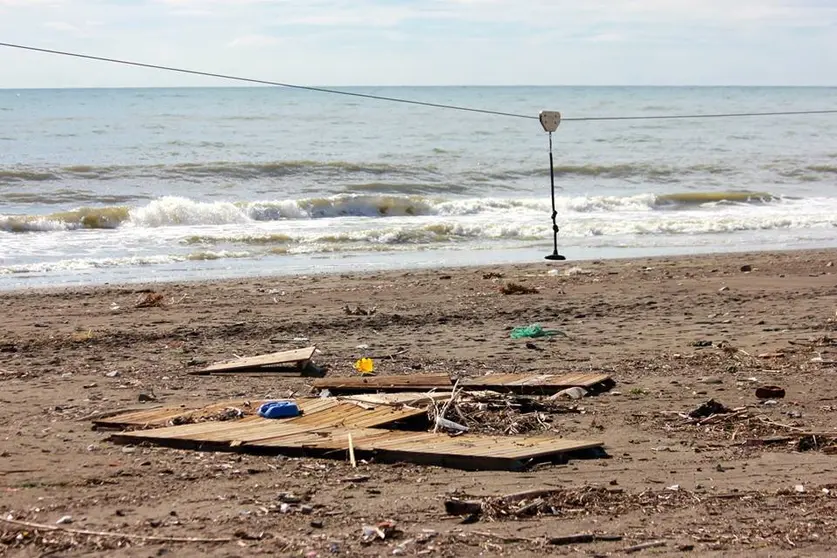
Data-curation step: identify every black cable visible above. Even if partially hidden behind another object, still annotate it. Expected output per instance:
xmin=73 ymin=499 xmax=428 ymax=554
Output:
xmin=0 ymin=42 xmax=537 ymax=121
xmin=563 ymin=109 xmax=837 ymax=122
xmin=3 ymin=41 xmax=837 ymax=123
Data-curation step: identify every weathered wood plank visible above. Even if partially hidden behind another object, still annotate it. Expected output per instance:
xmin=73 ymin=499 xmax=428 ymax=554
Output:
xmin=314 ymin=372 xmax=614 ymax=395
xmin=190 ymin=346 xmax=317 ymax=375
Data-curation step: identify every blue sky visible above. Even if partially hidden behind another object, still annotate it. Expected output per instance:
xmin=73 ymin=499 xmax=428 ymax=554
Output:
xmin=1 ymin=0 xmax=836 ymax=87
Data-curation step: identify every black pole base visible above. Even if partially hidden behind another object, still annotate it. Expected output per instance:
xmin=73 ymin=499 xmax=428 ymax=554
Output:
xmin=545 ymin=252 xmax=566 ymax=261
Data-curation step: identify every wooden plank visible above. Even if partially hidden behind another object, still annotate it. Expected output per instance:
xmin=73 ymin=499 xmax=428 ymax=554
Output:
xmin=339 ymin=392 xmax=452 ymax=407
xmin=190 ymin=346 xmax=316 ymax=375
xmin=314 ymin=372 xmax=613 ymax=395
xmin=93 ymin=399 xmax=267 ymax=429
xmin=111 ymin=420 xmax=604 ymax=471
xmin=312 ymin=374 xmax=453 ymax=393
xmin=462 ymin=372 xmax=614 ymax=394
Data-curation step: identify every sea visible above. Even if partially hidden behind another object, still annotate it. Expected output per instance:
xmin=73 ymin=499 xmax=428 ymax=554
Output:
xmin=1 ymin=86 xmax=836 ymax=290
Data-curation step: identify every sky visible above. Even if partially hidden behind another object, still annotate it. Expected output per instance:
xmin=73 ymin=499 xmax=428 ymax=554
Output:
xmin=0 ymin=0 xmax=836 ymax=88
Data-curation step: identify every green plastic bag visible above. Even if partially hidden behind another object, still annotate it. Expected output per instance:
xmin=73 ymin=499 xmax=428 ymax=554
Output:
xmin=510 ymin=324 xmax=561 ymax=339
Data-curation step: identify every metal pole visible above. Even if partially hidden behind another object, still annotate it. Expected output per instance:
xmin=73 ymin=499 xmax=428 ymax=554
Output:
xmin=545 ymin=131 xmax=565 ymax=261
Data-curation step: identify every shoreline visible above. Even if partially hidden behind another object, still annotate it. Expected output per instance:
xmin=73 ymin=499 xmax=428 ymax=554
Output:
xmin=3 ymin=243 xmax=835 ymax=294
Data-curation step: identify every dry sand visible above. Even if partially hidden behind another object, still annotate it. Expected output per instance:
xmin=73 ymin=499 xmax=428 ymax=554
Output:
xmin=1 ymin=248 xmax=837 ymax=557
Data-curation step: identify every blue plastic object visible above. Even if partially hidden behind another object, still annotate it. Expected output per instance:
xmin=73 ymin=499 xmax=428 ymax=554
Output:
xmin=258 ymin=400 xmax=300 ymax=419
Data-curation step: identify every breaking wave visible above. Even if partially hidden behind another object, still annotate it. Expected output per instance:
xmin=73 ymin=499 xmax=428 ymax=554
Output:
xmin=0 ymin=191 xmax=790 ymax=232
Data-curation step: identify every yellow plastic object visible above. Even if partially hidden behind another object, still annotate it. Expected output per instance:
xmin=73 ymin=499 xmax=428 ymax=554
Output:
xmin=354 ymin=357 xmax=375 ymax=375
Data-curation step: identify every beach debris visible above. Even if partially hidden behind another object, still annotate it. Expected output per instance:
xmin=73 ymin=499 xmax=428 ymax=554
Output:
xmin=189 ymin=346 xmax=322 ymax=376
xmin=562 ymin=266 xmax=592 ymax=277
xmin=344 ymin=304 xmax=376 ymax=316
xmin=353 ymin=357 xmax=375 ymax=375
xmin=688 ymin=399 xmax=732 ymax=419
xmin=432 ymin=378 xmax=463 ymax=433
xmin=550 ymin=387 xmax=588 ymax=400
xmin=348 ymin=432 xmax=357 ymax=467
xmin=138 ymin=392 xmax=156 ymax=403
xmin=548 ymin=533 xmax=623 ymax=546
xmin=500 ymin=282 xmax=538 ymax=295
xmin=510 ymin=324 xmax=564 ymax=339
xmin=755 ymin=385 xmax=786 ymax=400
xmin=622 ymin=540 xmax=667 ymax=554
xmin=55 ymin=515 xmax=73 ymax=525
xmin=135 ymin=291 xmax=165 ymax=308
xmin=360 ymin=520 xmax=398 ymax=544
xmin=435 ymin=416 xmax=469 ymax=433
xmin=0 ymin=516 xmax=231 ymax=544
xmin=71 ymin=329 xmax=95 ymax=342
xmin=445 ymin=498 xmax=483 ymax=516
xmin=740 ymin=264 xmax=753 ymax=272
xmin=314 ymin=371 xmax=613 ymax=396
xmin=258 ymin=400 xmax=300 ymax=419
xmin=341 ymin=475 xmax=371 ymax=483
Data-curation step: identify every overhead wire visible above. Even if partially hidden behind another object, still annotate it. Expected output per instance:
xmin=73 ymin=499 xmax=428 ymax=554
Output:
xmin=2 ymin=41 xmax=837 ymax=123
xmin=0 ymin=42 xmax=536 ymax=121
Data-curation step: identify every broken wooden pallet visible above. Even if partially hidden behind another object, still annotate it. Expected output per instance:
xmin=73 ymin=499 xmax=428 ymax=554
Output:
xmin=313 ymin=372 xmax=614 ymax=395
xmin=189 ymin=346 xmax=319 ymax=376
xmin=111 ymin=421 xmax=603 ymax=471
xmin=95 ymin=397 xmax=428 ymax=431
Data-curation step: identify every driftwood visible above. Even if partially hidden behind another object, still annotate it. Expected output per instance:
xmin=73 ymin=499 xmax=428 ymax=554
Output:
xmin=77 ymin=405 xmax=164 ymax=422
xmin=0 ymin=516 xmax=231 ymax=543
xmin=444 ymin=499 xmax=484 ymax=516
xmin=548 ymin=533 xmax=623 ymax=546
xmin=622 ymin=540 xmax=667 ymax=553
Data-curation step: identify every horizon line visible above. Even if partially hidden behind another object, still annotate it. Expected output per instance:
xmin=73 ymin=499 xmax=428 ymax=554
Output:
xmin=2 ymin=84 xmax=837 ymax=91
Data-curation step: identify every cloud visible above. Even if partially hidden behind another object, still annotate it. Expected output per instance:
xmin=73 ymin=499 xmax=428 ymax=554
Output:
xmin=43 ymin=21 xmax=86 ymax=35
xmin=227 ymin=34 xmax=281 ymax=48
xmin=0 ymin=0 xmax=835 ymax=86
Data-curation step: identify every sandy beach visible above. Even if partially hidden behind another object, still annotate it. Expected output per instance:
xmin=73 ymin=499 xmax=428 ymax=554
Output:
xmin=2 ymin=248 xmax=837 ymax=557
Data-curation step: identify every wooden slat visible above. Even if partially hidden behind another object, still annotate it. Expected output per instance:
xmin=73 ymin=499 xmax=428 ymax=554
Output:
xmin=339 ymin=392 xmax=452 ymax=406
xmin=93 ymin=399 xmax=267 ymax=429
xmin=462 ymin=372 xmax=613 ymax=394
xmin=312 ymin=374 xmax=452 ymax=393
xmin=190 ymin=346 xmax=317 ymax=375
xmin=314 ymin=372 xmax=613 ymax=395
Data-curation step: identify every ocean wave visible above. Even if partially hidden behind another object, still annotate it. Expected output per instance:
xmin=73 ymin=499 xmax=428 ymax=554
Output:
xmin=0 ymin=160 xmax=442 ymax=184
xmin=0 ymin=251 xmax=251 ymax=275
xmin=0 ymin=169 xmax=59 ymax=182
xmin=0 ymin=191 xmax=789 ymax=232
xmin=0 ymin=207 xmax=130 ymax=232
xmin=655 ymin=191 xmax=776 ymax=206
xmin=471 ymin=162 xmax=738 ymax=182
xmin=4 ymin=158 xmax=836 ymax=190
